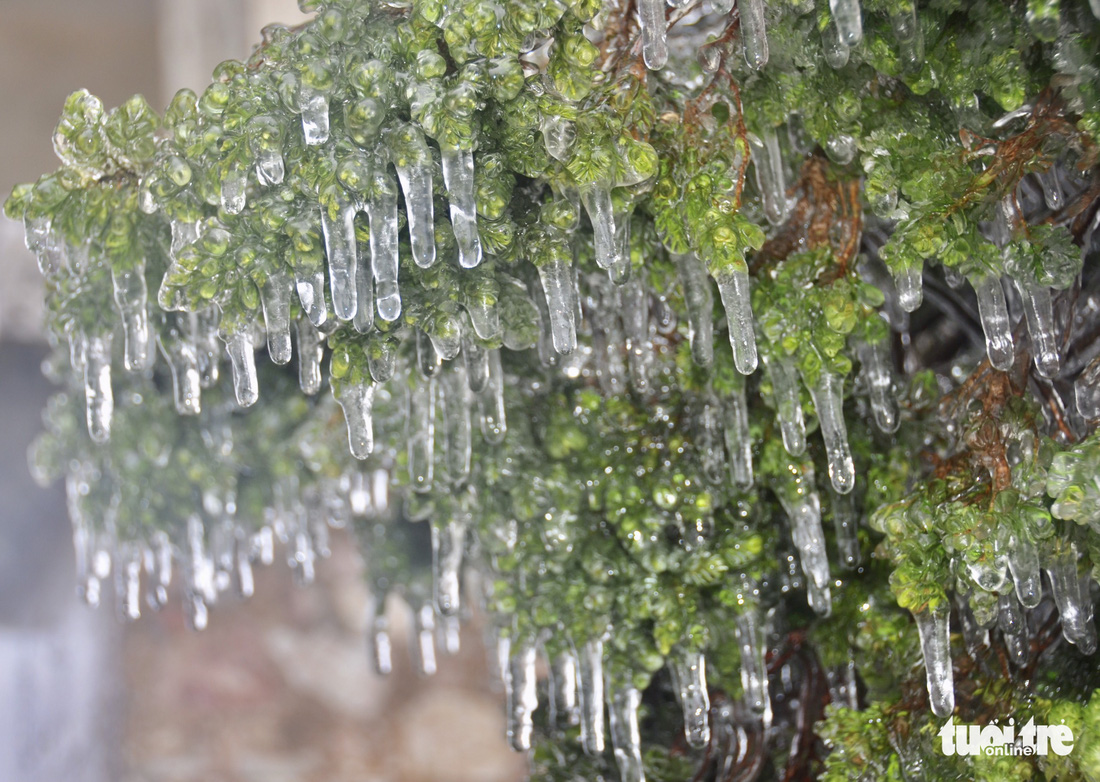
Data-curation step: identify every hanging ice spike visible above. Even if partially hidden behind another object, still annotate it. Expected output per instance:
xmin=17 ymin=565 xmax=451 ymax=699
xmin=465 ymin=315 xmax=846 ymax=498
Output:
xmin=390 ymin=124 xmax=437 ymax=269
xmin=441 ymin=146 xmax=483 ymax=269
xmin=638 ymin=0 xmax=668 ymax=70
xmin=739 ymin=0 xmax=769 ymax=70
xmin=914 ymin=603 xmax=954 ymax=718
xmin=807 ymin=369 xmax=855 ymax=494
xmin=321 ymin=199 xmax=359 ymax=321
xmin=333 ymin=380 xmax=376 ymax=460
xmin=671 ymin=650 xmax=710 ymax=749
xmin=714 ymin=266 xmax=758 ymax=375
xmin=973 ymin=276 xmax=1014 ymax=371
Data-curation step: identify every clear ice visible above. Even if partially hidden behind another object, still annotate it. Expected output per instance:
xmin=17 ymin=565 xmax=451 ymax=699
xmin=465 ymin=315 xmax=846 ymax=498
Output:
xmin=407 ymin=379 xmax=435 ymax=493
xmin=829 ymin=0 xmax=863 ymax=45
xmin=739 ymin=0 xmax=769 ymax=70
xmin=321 ymin=200 xmax=359 ymax=321
xmin=1046 ymin=543 xmax=1098 ymax=653
xmin=913 ymin=603 xmax=955 ymax=718
xmin=368 ymin=165 xmax=402 ymax=321
xmin=537 ymin=257 xmax=577 ymax=354
xmin=725 ymin=377 xmax=754 ymax=489
xmin=607 ymin=684 xmax=645 ymax=782
xmin=578 ymin=638 xmax=606 ymax=755
xmin=765 ymin=354 xmax=807 ymax=455
xmin=858 ymin=340 xmax=899 ymax=433
xmin=714 ymin=267 xmax=758 ymax=375
xmin=638 ymin=0 xmax=668 ymax=70
xmin=750 ymin=129 xmax=788 ymax=226
xmin=580 ymin=184 xmax=626 ymax=274
xmin=392 ymin=127 xmax=437 ymax=269
xmin=259 ymin=269 xmax=294 ymax=364
xmin=84 ymin=334 xmax=114 ymax=444
xmin=157 ymin=317 xmax=202 ymax=415
xmin=299 ymin=88 xmax=330 ymax=145
xmin=333 ymin=380 xmax=376 ymax=459
xmin=508 ymin=643 xmax=539 ymax=751
xmin=479 ymin=349 xmax=508 ymax=445
xmin=441 ymin=146 xmax=483 ymax=269
xmin=441 ymin=362 xmax=472 ymax=485
xmin=737 ymin=609 xmax=772 ymax=726
xmin=808 ymin=370 xmax=855 ymax=494
xmin=894 ymin=264 xmax=923 ymax=312
xmin=1014 ymin=278 xmax=1060 ymax=378
xmin=295 ymin=316 xmax=324 ymax=395
xmin=675 ymin=253 xmax=714 ymax=367
xmin=973 ymin=276 xmax=1014 ymax=371
xmin=111 ymin=262 xmax=152 ymax=371
xmin=223 ymin=329 xmax=259 ymax=407
xmin=671 ymin=650 xmax=710 ymax=749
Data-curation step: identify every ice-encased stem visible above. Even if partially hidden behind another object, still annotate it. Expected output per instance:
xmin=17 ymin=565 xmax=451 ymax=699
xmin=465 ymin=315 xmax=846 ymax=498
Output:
xmin=441 ymin=361 xmax=472 ymax=485
xmin=737 ymin=609 xmax=771 ymax=725
xmin=441 ymin=146 xmax=483 ymax=269
xmin=111 ymin=262 xmax=151 ymax=372
xmin=739 ymin=0 xmax=769 ymax=70
xmin=259 ymin=269 xmax=293 ymax=364
xmin=537 ymin=257 xmax=577 ymax=354
xmin=508 ymin=643 xmax=539 ymax=751
xmin=392 ymin=128 xmax=437 ymax=269
xmin=671 ymin=651 xmax=710 ymax=749
xmin=608 ymin=684 xmax=645 ymax=782
xmin=638 ymin=0 xmax=668 ymax=70
xmin=1076 ymin=355 xmax=1100 ymax=420
xmin=84 ymin=334 xmax=113 ymax=444
xmin=829 ymin=0 xmax=863 ymax=45
xmin=714 ymin=267 xmax=758 ymax=374
xmin=858 ymin=340 xmax=900 ymax=433
xmin=479 ymin=349 xmax=508 ymax=445
xmin=913 ymin=603 xmax=954 ymax=718
xmin=580 ymin=184 xmax=626 ymax=273
xmin=578 ymin=638 xmax=605 ymax=755
xmin=321 ymin=201 xmax=359 ymax=321
xmin=295 ymin=316 xmax=324 ymax=395
xmin=973 ymin=276 xmax=1014 ymax=371
xmin=407 ymin=379 xmax=436 ymax=492
xmin=1046 ymin=543 xmax=1098 ymax=653
xmin=224 ymin=330 xmax=259 ymax=407
xmin=750 ymin=130 xmax=788 ymax=226
xmin=724 ymin=377 xmax=754 ymax=489
xmin=157 ymin=321 xmax=201 ymax=415
xmin=368 ymin=166 xmax=402 ymax=321
xmin=766 ymin=354 xmax=806 ymax=455
xmin=894 ymin=264 xmax=923 ymax=312
xmin=333 ymin=381 xmax=376 ymax=460
xmin=432 ymin=515 xmax=467 ymax=616
xmin=807 ymin=369 xmax=855 ymax=494
xmin=675 ymin=252 xmax=714 ymax=367
xmin=1014 ymin=278 xmax=1060 ymax=378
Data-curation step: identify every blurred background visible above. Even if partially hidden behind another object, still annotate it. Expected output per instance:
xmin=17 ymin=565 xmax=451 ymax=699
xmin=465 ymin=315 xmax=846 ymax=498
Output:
xmin=0 ymin=2 xmax=525 ymax=780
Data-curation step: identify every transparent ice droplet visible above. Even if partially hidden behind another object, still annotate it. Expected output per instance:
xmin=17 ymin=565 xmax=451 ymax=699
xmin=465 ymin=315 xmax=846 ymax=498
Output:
xmin=829 ymin=0 xmax=863 ymax=46
xmin=638 ymin=0 xmax=669 ymax=70
xmin=298 ymin=88 xmax=330 ymax=146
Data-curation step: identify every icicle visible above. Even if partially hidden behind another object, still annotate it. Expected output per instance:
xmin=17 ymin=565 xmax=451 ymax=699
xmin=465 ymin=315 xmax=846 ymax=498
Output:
xmin=414 ymin=603 xmax=438 ymax=676
xmin=671 ymin=651 xmax=710 ymax=749
xmin=737 ymin=609 xmax=772 ymax=725
xmin=354 ymin=250 xmax=374 ymax=334
xmin=749 ymin=130 xmax=788 ymax=226
xmin=442 ymin=362 xmax=472 ymax=483
xmin=1014 ymin=278 xmax=1060 ymax=378
xmin=638 ymin=0 xmax=668 ymax=70
xmin=829 ymin=483 xmax=861 ymax=569
xmin=145 ymin=531 xmax=172 ymax=610
xmin=479 ymin=349 xmax=508 ymax=445
xmin=235 ymin=535 xmax=254 ymax=598
xmin=290 ymin=528 xmax=316 ymax=585
xmin=157 ymin=318 xmax=201 ymax=415
xmin=578 ymin=638 xmax=606 ymax=755
xmin=223 ymin=330 xmax=259 ymax=407
xmin=858 ymin=340 xmax=899 ymax=433
xmin=295 ymin=316 xmax=324 ymax=395
xmin=540 ymin=116 xmax=576 ymax=161
xmin=537 ymin=258 xmax=577 ymax=354
xmin=973 ymin=276 xmax=1014 ymax=371
xmin=829 ymin=0 xmax=863 ymax=46
xmin=998 ymin=593 xmax=1028 ymax=667
xmin=259 ymin=269 xmax=293 ymax=364
xmin=552 ymin=652 xmax=581 ymax=727
xmin=1007 ymin=534 xmax=1042 ymax=609
xmin=24 ymin=214 xmax=65 ymax=276
xmin=188 ymin=307 xmax=221 ymax=388
xmin=256 ymin=147 xmax=285 ymax=186
xmin=185 ymin=515 xmax=216 ymax=632
xmin=780 ymin=475 xmax=832 ymax=615
xmin=714 ymin=267 xmax=758 ymax=375
xmin=442 ymin=615 xmax=462 ymax=655
xmin=622 ymin=278 xmax=652 ymax=393
xmin=507 ymin=643 xmax=539 ymax=751
xmin=675 ymin=253 xmax=714 ymax=366
xmin=580 ymin=184 xmax=626 ymax=273
xmin=890 ymin=4 xmax=924 ymax=72
xmin=295 ymin=268 xmax=328 ymax=327
xmin=321 ymin=200 xmax=359 ymax=321
xmin=739 ymin=0 xmax=769 ymax=70
xmin=822 ymin=20 xmax=850 ymax=69
xmin=913 ymin=603 xmax=954 ymax=718
xmin=725 ymin=378 xmax=754 ymax=489
xmin=111 ymin=262 xmax=151 ymax=372
xmin=807 ymin=369 xmax=855 ymax=494
xmin=417 ymin=328 xmax=442 ymax=377
xmin=84 ymin=334 xmax=113 ymax=444
xmin=369 ymin=593 xmax=393 ymax=675
xmin=391 ymin=126 xmax=437 ymax=268
xmin=408 ymin=379 xmax=435 ymax=492
xmin=1046 ymin=543 xmax=1098 ymax=653
xmin=765 ymin=355 xmax=806 ymax=455
xmin=333 ymin=381 xmax=376 ymax=459
xmin=432 ymin=516 xmax=467 ymax=616
xmin=698 ymin=399 xmax=727 ymax=486
xmin=368 ymin=166 xmax=402 ymax=321
xmin=116 ymin=547 xmax=142 ymax=622
xmin=464 ymin=338 xmax=490 ymax=393
xmin=220 ymin=168 xmax=247 ymax=214
xmin=608 ymin=683 xmax=646 ymax=782
xmin=894 ymin=263 xmax=923 ymax=312
xmin=1076 ymin=355 xmax=1100 ymax=420
xmin=441 ymin=146 xmax=483 ymax=269
xmin=299 ymin=89 xmax=330 ymax=145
